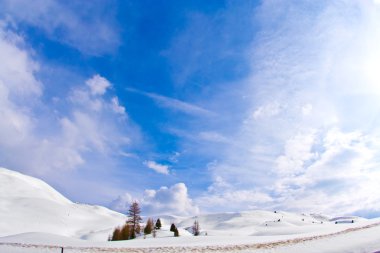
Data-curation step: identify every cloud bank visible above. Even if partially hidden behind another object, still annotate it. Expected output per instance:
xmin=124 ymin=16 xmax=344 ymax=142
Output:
xmin=198 ymin=0 xmax=380 ymax=216
xmin=111 ymin=183 xmax=199 ymax=216
xmin=0 ymin=21 xmax=138 ymax=204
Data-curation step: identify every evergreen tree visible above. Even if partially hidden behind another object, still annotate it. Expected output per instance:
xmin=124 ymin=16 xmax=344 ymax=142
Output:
xmin=192 ymin=220 xmax=200 ymax=236
xmin=127 ymin=201 xmax=143 ymax=237
xmin=155 ymin=218 xmax=162 ymax=229
xmin=170 ymin=223 xmax=176 ymax=232
xmin=144 ymin=218 xmax=153 ymax=235
xmin=174 ymin=227 xmax=179 ymax=237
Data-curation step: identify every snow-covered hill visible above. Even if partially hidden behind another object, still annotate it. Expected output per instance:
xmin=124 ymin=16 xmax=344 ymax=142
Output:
xmin=1 ymin=167 xmax=380 ymax=253
xmin=177 ymin=210 xmax=330 ymax=236
xmin=0 ymin=167 xmax=126 ymax=240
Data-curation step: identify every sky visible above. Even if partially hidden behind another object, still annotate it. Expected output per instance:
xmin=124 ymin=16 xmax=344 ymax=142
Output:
xmin=1 ymin=0 xmax=380 ymax=218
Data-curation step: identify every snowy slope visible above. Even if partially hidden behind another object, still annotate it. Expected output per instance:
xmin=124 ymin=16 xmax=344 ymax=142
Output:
xmin=1 ymin=167 xmax=380 ymax=253
xmin=174 ymin=210 xmax=370 ymax=241
xmin=0 ymin=167 xmax=126 ymax=240
xmin=1 ymin=220 xmax=380 ymax=253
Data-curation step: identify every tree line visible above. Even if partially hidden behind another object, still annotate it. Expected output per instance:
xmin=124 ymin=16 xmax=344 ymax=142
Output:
xmin=109 ymin=201 xmax=201 ymax=241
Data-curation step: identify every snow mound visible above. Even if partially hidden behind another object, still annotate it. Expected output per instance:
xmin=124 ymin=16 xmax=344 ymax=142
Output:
xmin=0 ymin=167 xmax=126 ymax=241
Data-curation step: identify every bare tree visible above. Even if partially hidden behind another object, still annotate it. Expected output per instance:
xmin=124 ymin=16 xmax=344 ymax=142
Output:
xmin=127 ymin=201 xmax=142 ymax=238
xmin=192 ymin=220 xmax=200 ymax=236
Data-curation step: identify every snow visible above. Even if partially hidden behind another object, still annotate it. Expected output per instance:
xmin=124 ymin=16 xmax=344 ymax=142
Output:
xmin=0 ymin=167 xmax=126 ymax=240
xmin=1 ymin=167 xmax=380 ymax=253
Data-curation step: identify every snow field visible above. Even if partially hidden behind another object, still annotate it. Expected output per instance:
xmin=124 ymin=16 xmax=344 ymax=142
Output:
xmin=2 ymin=167 xmax=380 ymax=253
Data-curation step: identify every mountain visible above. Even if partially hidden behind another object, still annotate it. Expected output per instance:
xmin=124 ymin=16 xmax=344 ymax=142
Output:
xmin=0 ymin=167 xmax=126 ymax=241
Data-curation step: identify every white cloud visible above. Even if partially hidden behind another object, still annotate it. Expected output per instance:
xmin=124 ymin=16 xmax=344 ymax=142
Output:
xmin=86 ymin=74 xmax=111 ymax=96
xmin=271 ymin=128 xmax=380 ymax=215
xmin=0 ymin=0 xmax=120 ymax=55
xmin=202 ymin=129 xmax=380 ymax=216
xmin=197 ymin=189 xmax=273 ymax=213
xmin=200 ymin=0 xmax=380 ymax=216
xmin=252 ymin=102 xmax=283 ymax=120
xmin=111 ymin=183 xmax=199 ymax=216
xmin=144 ymin=160 xmax=170 ymax=175
xmin=110 ymin=97 xmax=126 ymax=115
xmin=126 ymin=87 xmax=214 ymax=117
xmin=198 ymin=131 xmax=229 ymax=143
xmin=0 ymin=26 xmax=40 ymax=159
xmin=275 ymin=131 xmax=317 ymax=176
xmin=0 ymin=23 xmax=133 ymax=177
xmin=141 ymin=183 xmax=199 ymax=216
xmin=110 ymin=193 xmax=133 ymax=213
xmin=0 ymin=27 xmax=41 ymax=98
xmin=69 ymin=88 xmax=103 ymax=111
xmin=301 ymin=104 xmax=313 ymax=116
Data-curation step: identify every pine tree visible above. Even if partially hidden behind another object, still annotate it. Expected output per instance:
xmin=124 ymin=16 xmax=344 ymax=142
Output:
xmin=170 ymin=223 xmax=176 ymax=232
xmin=155 ymin=218 xmax=162 ymax=229
xmin=144 ymin=218 xmax=153 ymax=235
xmin=192 ymin=220 xmax=200 ymax=236
xmin=174 ymin=227 xmax=179 ymax=237
xmin=127 ymin=201 xmax=142 ymax=238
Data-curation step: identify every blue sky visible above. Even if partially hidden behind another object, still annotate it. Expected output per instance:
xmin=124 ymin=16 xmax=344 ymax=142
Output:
xmin=1 ymin=0 xmax=380 ymax=217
